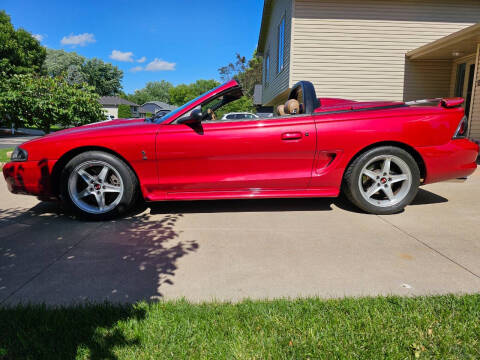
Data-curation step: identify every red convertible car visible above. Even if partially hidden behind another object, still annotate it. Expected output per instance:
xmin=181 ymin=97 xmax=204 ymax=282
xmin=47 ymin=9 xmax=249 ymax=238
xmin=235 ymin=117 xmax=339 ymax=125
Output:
xmin=3 ymin=80 xmax=478 ymax=219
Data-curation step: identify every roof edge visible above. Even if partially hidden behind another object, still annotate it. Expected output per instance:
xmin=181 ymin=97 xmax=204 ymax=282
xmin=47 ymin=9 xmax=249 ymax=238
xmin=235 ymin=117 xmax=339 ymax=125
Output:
xmin=257 ymin=0 xmax=273 ymax=55
xmin=407 ymin=23 xmax=480 ymax=60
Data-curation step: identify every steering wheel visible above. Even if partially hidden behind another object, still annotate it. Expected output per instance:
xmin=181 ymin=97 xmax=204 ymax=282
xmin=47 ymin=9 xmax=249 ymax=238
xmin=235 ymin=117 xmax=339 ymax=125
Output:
xmin=207 ymin=108 xmax=217 ymax=121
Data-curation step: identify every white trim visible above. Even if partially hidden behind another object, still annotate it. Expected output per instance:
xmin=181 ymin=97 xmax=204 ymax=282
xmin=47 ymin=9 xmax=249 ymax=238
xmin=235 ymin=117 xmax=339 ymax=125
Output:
xmin=289 ymin=0 xmax=295 ymax=88
xmin=468 ymin=44 xmax=480 ymax=137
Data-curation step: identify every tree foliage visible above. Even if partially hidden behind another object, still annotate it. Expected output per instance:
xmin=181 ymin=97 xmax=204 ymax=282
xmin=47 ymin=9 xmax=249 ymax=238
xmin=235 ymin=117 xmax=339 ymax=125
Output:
xmin=43 ymin=49 xmax=123 ymax=96
xmin=117 ymin=104 xmax=132 ymax=118
xmin=126 ymin=80 xmax=173 ymax=105
xmin=0 ymin=74 xmax=104 ymax=133
xmin=80 ymin=58 xmax=123 ymax=96
xmin=219 ymin=51 xmax=262 ymax=99
xmin=169 ymin=79 xmax=220 ymax=106
xmin=215 ymin=96 xmax=254 ymax=119
xmin=0 ymin=10 xmax=46 ymax=77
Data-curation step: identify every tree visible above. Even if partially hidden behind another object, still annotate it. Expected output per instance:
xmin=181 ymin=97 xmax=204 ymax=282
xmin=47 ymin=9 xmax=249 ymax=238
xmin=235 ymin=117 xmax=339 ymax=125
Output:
xmin=127 ymin=80 xmax=173 ymax=105
xmin=117 ymin=104 xmax=132 ymax=118
xmin=0 ymin=10 xmax=46 ymax=77
xmin=0 ymin=74 xmax=104 ymax=133
xmin=169 ymin=79 xmax=219 ymax=105
xmin=81 ymin=58 xmax=123 ymax=96
xmin=43 ymin=49 xmax=124 ymax=95
xmin=43 ymin=49 xmax=86 ymax=84
xmin=219 ymin=52 xmax=262 ymax=99
xmin=215 ymin=96 xmax=254 ymax=119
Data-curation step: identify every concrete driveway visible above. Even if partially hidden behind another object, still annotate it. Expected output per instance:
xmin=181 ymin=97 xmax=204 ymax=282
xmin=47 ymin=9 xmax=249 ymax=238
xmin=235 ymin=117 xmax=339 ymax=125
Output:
xmin=1 ymin=172 xmax=479 ymax=305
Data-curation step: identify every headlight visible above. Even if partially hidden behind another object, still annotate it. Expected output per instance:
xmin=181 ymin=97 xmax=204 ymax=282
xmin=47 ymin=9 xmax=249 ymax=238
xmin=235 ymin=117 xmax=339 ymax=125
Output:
xmin=10 ymin=147 xmax=28 ymax=162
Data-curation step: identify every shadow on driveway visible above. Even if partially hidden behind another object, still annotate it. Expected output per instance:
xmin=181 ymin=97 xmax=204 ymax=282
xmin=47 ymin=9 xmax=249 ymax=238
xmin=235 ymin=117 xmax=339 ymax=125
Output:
xmin=0 ymin=202 xmax=198 ymax=305
xmin=149 ymin=188 xmax=447 ymax=215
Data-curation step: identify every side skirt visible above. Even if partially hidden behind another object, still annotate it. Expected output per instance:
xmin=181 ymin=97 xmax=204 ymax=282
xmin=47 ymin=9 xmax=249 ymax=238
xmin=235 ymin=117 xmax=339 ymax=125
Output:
xmin=145 ymin=188 xmax=340 ymax=202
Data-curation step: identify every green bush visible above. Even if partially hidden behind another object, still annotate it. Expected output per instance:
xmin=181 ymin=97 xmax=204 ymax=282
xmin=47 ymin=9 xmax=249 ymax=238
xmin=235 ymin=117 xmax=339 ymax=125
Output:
xmin=0 ymin=74 xmax=104 ymax=133
xmin=117 ymin=104 xmax=132 ymax=118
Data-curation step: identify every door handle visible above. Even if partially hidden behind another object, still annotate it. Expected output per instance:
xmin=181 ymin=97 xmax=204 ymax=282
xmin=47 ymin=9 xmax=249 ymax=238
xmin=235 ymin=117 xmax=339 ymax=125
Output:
xmin=281 ymin=132 xmax=303 ymax=140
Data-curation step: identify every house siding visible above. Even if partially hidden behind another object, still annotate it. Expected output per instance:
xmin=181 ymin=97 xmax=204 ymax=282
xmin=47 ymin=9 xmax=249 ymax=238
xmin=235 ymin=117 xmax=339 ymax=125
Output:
xmin=102 ymin=106 xmax=118 ymax=119
xmin=262 ymin=0 xmax=293 ymax=105
xmin=291 ymin=0 xmax=480 ymax=102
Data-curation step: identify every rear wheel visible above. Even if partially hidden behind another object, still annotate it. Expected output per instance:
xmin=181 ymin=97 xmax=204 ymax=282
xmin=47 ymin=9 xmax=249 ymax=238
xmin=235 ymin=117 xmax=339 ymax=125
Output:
xmin=343 ymin=146 xmax=420 ymax=214
xmin=61 ymin=151 xmax=138 ymax=220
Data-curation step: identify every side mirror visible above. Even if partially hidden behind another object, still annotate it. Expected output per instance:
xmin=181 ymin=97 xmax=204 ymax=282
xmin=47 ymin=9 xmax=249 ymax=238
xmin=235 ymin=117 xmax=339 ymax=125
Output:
xmin=178 ymin=109 xmax=202 ymax=125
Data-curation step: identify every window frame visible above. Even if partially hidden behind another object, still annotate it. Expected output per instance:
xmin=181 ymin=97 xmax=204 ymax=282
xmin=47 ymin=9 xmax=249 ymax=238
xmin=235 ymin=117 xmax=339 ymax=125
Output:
xmin=277 ymin=15 xmax=285 ymax=74
xmin=264 ymin=52 xmax=270 ymax=86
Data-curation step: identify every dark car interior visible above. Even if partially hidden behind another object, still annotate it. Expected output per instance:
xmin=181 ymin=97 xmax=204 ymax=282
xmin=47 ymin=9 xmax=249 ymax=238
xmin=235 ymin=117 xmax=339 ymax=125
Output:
xmin=177 ymin=81 xmax=320 ymax=124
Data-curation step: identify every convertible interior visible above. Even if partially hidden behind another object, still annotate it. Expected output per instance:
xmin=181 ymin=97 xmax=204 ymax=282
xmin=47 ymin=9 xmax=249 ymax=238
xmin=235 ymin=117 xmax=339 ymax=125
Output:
xmin=201 ymin=81 xmax=320 ymax=121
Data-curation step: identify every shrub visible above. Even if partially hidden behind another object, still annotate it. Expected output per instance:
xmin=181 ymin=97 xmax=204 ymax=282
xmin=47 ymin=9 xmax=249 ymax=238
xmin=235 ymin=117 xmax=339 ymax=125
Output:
xmin=117 ymin=104 xmax=132 ymax=118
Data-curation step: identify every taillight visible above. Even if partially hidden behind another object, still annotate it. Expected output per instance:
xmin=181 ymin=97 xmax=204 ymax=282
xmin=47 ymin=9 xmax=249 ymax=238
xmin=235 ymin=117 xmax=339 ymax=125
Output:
xmin=453 ymin=116 xmax=468 ymax=139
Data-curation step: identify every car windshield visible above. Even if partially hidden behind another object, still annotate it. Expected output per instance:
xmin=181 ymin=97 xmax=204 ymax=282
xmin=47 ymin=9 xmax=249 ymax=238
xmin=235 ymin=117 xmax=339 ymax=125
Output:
xmin=154 ymin=83 xmax=226 ymax=123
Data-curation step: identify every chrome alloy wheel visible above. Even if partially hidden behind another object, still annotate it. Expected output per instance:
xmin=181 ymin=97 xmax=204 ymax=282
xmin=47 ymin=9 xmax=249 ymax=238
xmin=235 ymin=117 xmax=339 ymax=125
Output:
xmin=358 ymin=155 xmax=412 ymax=208
xmin=68 ymin=160 xmax=124 ymax=214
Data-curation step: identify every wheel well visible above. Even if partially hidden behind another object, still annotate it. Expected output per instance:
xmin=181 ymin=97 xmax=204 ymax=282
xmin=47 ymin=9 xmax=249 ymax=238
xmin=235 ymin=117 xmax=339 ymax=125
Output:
xmin=50 ymin=146 xmax=140 ymax=196
xmin=343 ymin=141 xmax=426 ymax=182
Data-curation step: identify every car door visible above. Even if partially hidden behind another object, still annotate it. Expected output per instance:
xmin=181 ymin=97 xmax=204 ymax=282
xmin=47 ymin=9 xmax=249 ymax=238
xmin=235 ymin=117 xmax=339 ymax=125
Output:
xmin=155 ymin=115 xmax=317 ymax=195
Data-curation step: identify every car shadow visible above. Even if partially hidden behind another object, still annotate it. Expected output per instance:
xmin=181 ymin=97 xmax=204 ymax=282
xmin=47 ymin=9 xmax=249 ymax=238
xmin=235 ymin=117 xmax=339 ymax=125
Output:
xmin=148 ymin=188 xmax=447 ymax=215
xmin=149 ymin=197 xmax=336 ymax=214
xmin=410 ymin=188 xmax=448 ymax=206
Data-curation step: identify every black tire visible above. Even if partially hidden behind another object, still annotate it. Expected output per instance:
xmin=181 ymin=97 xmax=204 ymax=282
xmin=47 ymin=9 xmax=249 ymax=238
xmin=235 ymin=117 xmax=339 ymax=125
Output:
xmin=60 ymin=151 xmax=139 ymax=220
xmin=343 ymin=146 xmax=420 ymax=215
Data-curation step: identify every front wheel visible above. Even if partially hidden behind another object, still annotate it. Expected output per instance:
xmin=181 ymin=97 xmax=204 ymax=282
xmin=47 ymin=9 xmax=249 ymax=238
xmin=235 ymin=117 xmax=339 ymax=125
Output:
xmin=60 ymin=151 xmax=139 ymax=220
xmin=343 ymin=146 xmax=420 ymax=215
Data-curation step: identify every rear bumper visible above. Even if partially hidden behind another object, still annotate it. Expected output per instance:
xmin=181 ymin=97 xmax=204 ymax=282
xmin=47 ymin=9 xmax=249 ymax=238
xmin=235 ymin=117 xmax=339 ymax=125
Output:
xmin=417 ymin=139 xmax=479 ymax=184
xmin=2 ymin=159 xmax=57 ymax=198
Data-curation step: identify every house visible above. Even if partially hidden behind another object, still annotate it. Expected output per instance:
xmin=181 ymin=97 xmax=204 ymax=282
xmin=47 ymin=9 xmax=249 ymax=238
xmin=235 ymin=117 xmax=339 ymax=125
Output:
xmin=99 ymin=96 xmax=140 ymax=118
xmin=138 ymin=101 xmax=177 ymax=117
xmin=257 ymin=0 xmax=480 ymax=140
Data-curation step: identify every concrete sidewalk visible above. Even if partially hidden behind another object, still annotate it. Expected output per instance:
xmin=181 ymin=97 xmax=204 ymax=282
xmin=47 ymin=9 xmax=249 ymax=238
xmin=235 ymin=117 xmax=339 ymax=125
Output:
xmin=0 ymin=172 xmax=479 ymax=305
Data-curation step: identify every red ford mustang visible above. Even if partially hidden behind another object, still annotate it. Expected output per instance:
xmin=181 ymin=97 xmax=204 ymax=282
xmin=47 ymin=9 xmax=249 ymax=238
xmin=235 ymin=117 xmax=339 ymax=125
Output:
xmin=3 ymin=80 xmax=478 ymax=219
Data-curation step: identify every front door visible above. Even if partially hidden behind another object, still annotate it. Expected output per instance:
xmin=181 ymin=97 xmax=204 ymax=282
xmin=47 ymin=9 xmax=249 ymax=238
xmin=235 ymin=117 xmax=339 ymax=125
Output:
xmin=454 ymin=59 xmax=476 ymax=117
xmin=155 ymin=116 xmax=317 ymax=195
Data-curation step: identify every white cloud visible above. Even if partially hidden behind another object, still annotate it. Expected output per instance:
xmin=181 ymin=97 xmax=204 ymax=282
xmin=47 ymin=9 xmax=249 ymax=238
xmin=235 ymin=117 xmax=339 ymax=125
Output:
xmin=130 ymin=66 xmax=144 ymax=73
xmin=144 ymin=58 xmax=176 ymax=71
xmin=110 ymin=50 xmax=134 ymax=62
xmin=61 ymin=33 xmax=96 ymax=47
xmin=137 ymin=56 xmax=147 ymax=63
xmin=32 ymin=34 xmax=43 ymax=42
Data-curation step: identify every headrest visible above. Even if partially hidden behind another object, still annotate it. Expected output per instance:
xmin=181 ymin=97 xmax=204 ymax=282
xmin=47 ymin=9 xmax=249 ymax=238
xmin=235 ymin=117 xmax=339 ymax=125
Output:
xmin=277 ymin=104 xmax=286 ymax=116
xmin=285 ymin=99 xmax=300 ymax=114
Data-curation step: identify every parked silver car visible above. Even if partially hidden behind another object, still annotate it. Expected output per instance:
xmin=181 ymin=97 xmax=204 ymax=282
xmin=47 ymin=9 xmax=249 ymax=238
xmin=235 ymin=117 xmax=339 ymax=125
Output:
xmin=221 ymin=112 xmax=259 ymax=120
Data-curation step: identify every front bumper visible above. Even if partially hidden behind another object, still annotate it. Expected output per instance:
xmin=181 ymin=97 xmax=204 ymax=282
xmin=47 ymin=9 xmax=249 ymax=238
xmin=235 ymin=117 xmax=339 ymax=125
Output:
xmin=417 ymin=139 xmax=479 ymax=184
xmin=2 ymin=159 xmax=57 ymax=198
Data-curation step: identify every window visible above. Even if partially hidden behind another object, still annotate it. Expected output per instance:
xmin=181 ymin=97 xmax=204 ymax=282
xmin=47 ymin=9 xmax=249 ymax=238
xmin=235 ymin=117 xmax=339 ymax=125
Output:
xmin=265 ymin=53 xmax=270 ymax=84
xmin=455 ymin=63 xmax=467 ymax=98
xmin=277 ymin=16 xmax=285 ymax=73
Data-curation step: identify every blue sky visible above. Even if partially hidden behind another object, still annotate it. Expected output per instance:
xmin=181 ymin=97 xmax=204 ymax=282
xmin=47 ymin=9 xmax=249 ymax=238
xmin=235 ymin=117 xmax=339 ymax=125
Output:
xmin=3 ymin=0 xmax=264 ymax=93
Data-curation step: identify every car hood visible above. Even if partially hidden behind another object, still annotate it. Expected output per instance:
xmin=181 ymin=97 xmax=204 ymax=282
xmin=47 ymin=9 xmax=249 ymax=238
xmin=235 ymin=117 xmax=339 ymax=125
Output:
xmin=44 ymin=118 xmax=148 ymax=136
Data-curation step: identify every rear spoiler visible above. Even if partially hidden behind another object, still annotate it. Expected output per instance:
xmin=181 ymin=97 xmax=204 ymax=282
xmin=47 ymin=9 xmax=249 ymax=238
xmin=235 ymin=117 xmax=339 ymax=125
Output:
xmin=405 ymin=98 xmax=465 ymax=108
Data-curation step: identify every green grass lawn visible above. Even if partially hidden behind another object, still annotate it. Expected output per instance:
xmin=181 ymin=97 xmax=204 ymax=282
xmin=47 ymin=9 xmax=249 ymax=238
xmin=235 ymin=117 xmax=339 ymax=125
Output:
xmin=1 ymin=295 xmax=479 ymax=359
xmin=0 ymin=148 xmax=13 ymax=163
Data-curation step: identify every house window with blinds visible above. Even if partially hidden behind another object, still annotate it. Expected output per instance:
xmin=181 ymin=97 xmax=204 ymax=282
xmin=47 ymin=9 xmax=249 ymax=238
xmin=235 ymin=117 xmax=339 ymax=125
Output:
xmin=277 ymin=16 xmax=285 ymax=73
xmin=265 ymin=53 xmax=270 ymax=85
